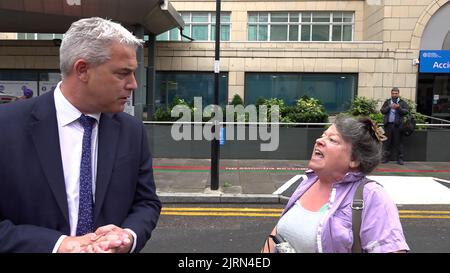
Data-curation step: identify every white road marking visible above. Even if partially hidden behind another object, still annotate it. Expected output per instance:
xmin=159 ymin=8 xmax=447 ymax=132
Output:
xmin=272 ymin=174 xmax=305 ymax=195
xmin=367 ymin=176 xmax=450 ymax=205
xmin=275 ymin=175 xmax=450 ymax=205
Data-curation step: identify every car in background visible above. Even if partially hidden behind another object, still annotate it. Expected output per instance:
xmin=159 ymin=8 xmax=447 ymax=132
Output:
xmin=0 ymin=94 xmax=18 ymax=104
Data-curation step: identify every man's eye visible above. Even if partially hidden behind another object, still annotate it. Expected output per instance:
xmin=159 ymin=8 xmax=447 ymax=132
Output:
xmin=117 ymin=71 xmax=131 ymax=76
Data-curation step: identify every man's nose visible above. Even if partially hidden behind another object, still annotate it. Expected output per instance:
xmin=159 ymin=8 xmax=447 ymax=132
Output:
xmin=128 ymin=74 xmax=138 ymax=90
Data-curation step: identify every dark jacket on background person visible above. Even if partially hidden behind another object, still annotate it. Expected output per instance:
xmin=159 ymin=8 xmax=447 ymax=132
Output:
xmin=380 ymin=98 xmax=409 ymax=126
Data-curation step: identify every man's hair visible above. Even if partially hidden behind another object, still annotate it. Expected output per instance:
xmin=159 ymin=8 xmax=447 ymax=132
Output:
xmin=334 ymin=115 xmax=382 ymax=174
xmin=59 ymin=17 xmax=144 ymax=78
xmin=391 ymin=87 xmax=399 ymax=92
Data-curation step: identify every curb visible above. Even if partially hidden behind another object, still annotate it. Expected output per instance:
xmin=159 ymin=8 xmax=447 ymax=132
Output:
xmin=158 ymin=192 xmax=287 ymax=204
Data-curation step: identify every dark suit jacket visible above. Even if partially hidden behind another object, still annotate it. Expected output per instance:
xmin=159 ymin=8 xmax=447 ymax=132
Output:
xmin=0 ymin=91 xmax=161 ymax=253
xmin=380 ymin=98 xmax=409 ymax=126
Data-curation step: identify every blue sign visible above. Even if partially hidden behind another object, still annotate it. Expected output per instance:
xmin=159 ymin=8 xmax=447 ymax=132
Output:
xmin=420 ymin=50 xmax=450 ymax=73
xmin=219 ymin=127 xmax=225 ymax=145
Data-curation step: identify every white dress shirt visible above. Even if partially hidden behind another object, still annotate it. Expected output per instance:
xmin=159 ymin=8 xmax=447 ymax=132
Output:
xmin=51 ymin=82 xmax=136 ymax=252
xmin=54 ymin=83 xmax=100 ymax=236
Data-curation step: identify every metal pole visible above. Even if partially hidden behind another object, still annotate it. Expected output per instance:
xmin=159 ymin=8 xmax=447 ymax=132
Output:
xmin=147 ymin=33 xmax=156 ymax=121
xmin=134 ymin=25 xmax=145 ymax=121
xmin=210 ymin=0 xmax=221 ymax=190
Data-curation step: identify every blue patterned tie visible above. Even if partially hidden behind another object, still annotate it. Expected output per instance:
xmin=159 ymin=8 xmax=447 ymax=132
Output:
xmin=76 ymin=114 xmax=96 ymax=236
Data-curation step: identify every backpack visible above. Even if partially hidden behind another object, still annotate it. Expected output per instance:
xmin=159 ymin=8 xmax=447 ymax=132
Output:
xmin=351 ymin=178 xmax=380 ymax=253
xmin=401 ymin=116 xmax=416 ymax=136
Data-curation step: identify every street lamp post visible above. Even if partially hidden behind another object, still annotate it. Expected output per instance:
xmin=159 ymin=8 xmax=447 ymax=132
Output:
xmin=210 ymin=0 xmax=221 ymax=190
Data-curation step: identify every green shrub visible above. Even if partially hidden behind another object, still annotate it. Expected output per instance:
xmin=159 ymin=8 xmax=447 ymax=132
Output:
xmin=349 ymin=97 xmax=379 ymax=116
xmin=257 ymin=98 xmax=286 ymax=122
xmin=152 ymin=107 xmax=173 ymax=121
xmin=346 ymin=96 xmax=383 ymax=124
xmin=346 ymin=96 xmax=426 ymax=130
xmin=153 ymin=95 xmax=330 ymax=124
xmin=284 ymin=97 xmax=328 ymax=123
xmin=401 ymin=97 xmax=426 ymax=129
xmin=230 ymin=94 xmax=244 ymax=106
xmin=255 ymin=97 xmax=266 ymax=108
xmin=252 ymin=97 xmax=328 ymax=124
xmin=153 ymin=96 xmax=193 ymax=121
xmin=225 ymin=94 xmax=247 ymax=122
xmin=369 ymin=112 xmax=384 ymax=125
xmin=169 ymin=96 xmax=189 ymax=109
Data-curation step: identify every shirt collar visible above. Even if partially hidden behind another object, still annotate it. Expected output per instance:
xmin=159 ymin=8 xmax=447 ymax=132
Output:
xmin=54 ymin=81 xmax=101 ymax=126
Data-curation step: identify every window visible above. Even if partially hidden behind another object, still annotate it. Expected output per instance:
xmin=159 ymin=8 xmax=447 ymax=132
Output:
xmin=157 ymin=12 xmax=231 ymax=41
xmin=248 ymin=12 xmax=354 ymax=42
xmin=0 ymin=70 xmax=61 ymax=98
xmin=331 ymin=12 xmax=354 ymax=41
xmin=156 ymin=72 xmax=228 ymax=108
xmin=245 ymin=73 xmax=356 ymax=113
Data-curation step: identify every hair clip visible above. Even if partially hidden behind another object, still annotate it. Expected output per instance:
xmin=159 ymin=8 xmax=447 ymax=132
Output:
xmin=371 ymin=123 xmax=387 ymax=142
xmin=361 ymin=118 xmax=387 ymax=143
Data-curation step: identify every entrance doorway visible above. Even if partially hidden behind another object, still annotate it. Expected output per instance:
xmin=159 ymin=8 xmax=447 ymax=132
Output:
xmin=417 ymin=73 xmax=450 ymax=121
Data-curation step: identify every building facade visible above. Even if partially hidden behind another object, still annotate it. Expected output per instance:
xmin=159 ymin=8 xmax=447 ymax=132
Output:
xmin=1 ymin=0 xmax=450 ymax=119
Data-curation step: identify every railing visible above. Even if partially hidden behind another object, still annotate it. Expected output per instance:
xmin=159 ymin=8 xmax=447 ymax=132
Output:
xmin=144 ymin=121 xmax=450 ymax=161
xmin=422 ymin=114 xmax=450 ymax=126
xmin=143 ymin=120 xmax=450 ymax=128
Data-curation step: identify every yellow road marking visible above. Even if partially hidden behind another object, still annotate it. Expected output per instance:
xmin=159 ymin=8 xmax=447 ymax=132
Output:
xmin=161 ymin=211 xmax=281 ymax=217
xmin=399 ymin=210 xmax=450 ymax=214
xmin=162 ymin=207 xmax=283 ymax=212
xmin=399 ymin=215 xmax=450 ymax=219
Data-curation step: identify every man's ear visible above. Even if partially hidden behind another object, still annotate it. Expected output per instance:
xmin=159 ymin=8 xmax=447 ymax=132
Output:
xmin=73 ymin=59 xmax=89 ymax=82
xmin=349 ymin=160 xmax=360 ymax=169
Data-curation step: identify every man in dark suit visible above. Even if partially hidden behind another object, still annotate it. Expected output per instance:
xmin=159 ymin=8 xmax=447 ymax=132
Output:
xmin=0 ymin=17 xmax=161 ymax=253
xmin=380 ymin=87 xmax=409 ymax=165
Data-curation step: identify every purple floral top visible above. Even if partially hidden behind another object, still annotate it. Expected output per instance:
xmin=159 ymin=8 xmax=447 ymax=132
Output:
xmin=281 ymin=170 xmax=410 ymax=253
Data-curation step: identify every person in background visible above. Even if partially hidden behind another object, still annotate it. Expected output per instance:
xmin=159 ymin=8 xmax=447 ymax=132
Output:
xmin=17 ymin=85 xmax=34 ymax=100
xmin=0 ymin=17 xmax=161 ymax=253
xmin=380 ymin=87 xmax=409 ymax=165
xmin=262 ymin=115 xmax=409 ymax=253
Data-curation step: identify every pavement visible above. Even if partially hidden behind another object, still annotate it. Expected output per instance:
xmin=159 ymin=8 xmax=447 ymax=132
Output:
xmin=153 ymin=158 xmax=450 ymax=204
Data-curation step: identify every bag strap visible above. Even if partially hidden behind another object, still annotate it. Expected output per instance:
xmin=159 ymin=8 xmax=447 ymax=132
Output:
xmin=351 ymin=178 xmax=378 ymax=253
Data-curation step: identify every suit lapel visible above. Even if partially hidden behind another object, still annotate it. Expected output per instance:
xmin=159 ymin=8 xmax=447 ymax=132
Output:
xmin=94 ymin=113 xmax=120 ymax=221
xmin=30 ymin=92 xmax=69 ymax=224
